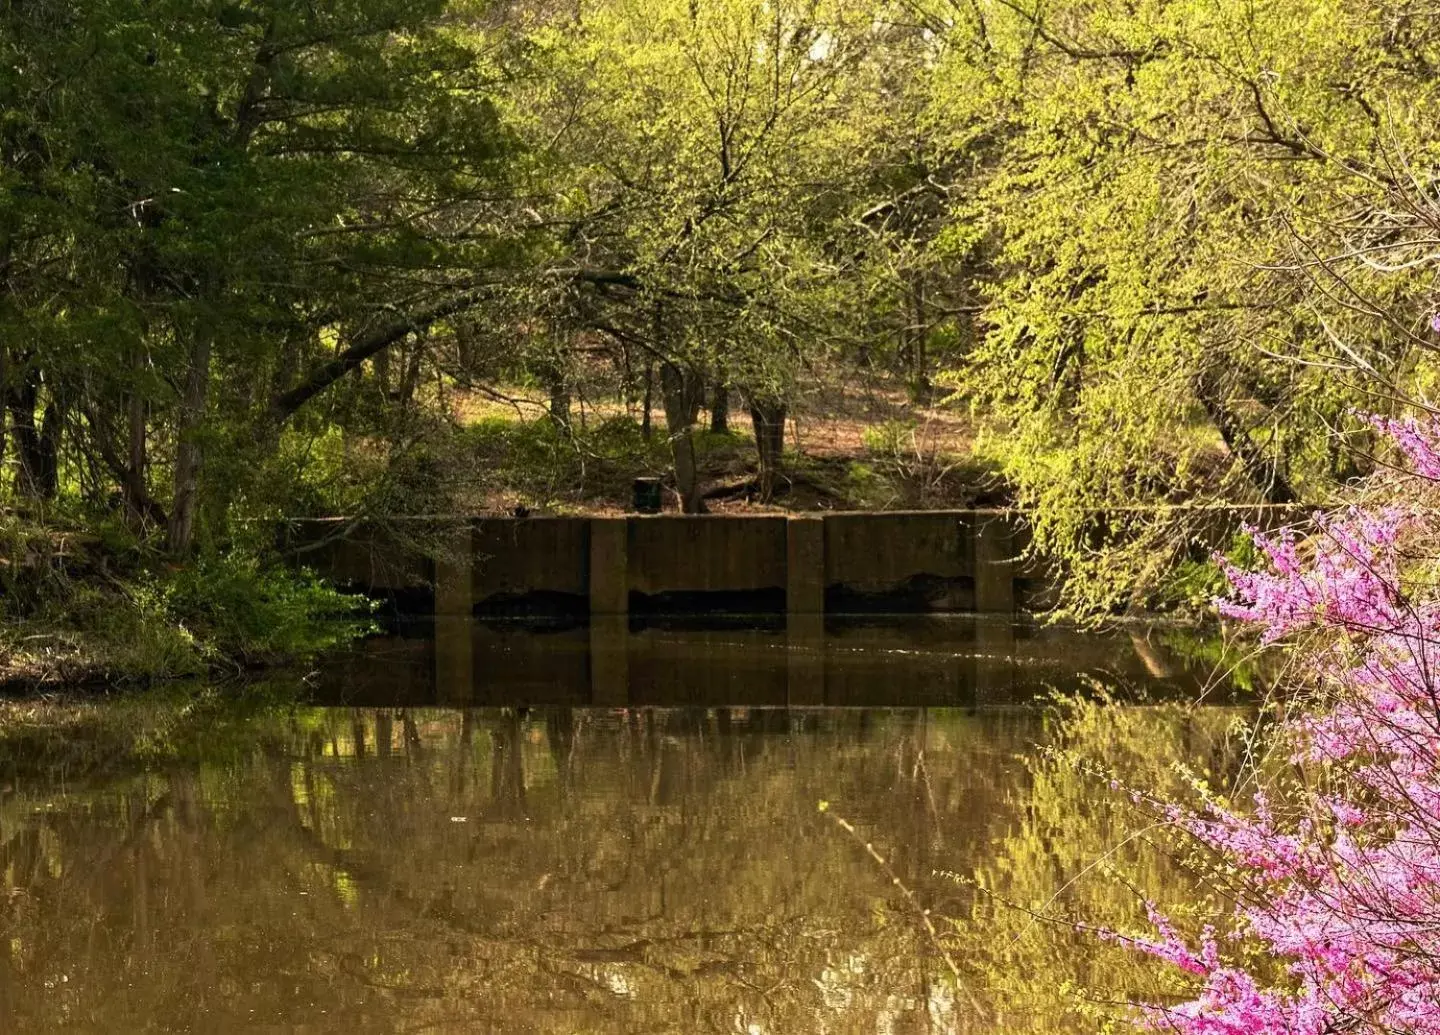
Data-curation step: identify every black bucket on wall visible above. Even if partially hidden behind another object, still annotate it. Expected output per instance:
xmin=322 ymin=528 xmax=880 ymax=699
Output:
xmin=632 ymin=477 xmax=663 ymax=514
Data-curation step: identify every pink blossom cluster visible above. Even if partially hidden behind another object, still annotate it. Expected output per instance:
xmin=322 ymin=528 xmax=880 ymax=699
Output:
xmin=1113 ymin=414 xmax=1440 ymax=1033
xmin=1364 ymin=412 xmax=1440 ymax=481
xmin=1215 ymin=506 xmax=1413 ymax=641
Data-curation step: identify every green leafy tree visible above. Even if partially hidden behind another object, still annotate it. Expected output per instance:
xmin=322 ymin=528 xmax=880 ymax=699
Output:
xmin=921 ymin=0 xmax=1440 ymax=613
xmin=0 ymin=0 xmax=514 ymax=552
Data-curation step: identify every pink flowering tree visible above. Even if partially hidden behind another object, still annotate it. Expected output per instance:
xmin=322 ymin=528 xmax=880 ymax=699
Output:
xmin=1109 ymin=411 xmax=1440 ymax=1033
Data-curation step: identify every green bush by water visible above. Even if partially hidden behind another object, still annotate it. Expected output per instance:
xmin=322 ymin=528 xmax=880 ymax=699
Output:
xmin=0 ymin=516 xmax=370 ymax=686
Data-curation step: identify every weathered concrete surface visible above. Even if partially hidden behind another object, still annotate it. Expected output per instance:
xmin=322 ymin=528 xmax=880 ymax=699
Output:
xmin=588 ymin=519 xmax=628 ymax=616
xmin=824 ymin=511 xmax=978 ymax=612
xmin=627 ymin=515 xmax=788 ymax=597
xmin=474 ymin=517 xmax=589 ymax=609
xmin=972 ymin=511 xmax=1017 ymax=613
xmin=307 ymin=523 xmax=432 ymax=594
xmin=786 ymin=517 xmax=825 ymax=615
xmin=435 ymin=525 xmax=476 ymax=617
xmin=297 ymin=509 xmax=1047 ymax=615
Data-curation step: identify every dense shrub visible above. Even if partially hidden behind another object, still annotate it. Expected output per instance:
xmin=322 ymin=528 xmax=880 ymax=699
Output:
xmin=161 ymin=554 xmax=371 ymax=663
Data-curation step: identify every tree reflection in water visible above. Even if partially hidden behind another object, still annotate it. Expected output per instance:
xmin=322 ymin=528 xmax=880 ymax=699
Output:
xmin=0 ymin=692 xmax=1247 ymax=1033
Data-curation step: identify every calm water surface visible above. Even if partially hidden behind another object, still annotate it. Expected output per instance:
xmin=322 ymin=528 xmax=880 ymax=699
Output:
xmin=0 ymin=618 xmax=1248 ymax=1033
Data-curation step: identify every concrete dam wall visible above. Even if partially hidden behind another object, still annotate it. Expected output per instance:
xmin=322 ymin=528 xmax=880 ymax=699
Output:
xmin=295 ymin=510 xmax=1053 ymax=616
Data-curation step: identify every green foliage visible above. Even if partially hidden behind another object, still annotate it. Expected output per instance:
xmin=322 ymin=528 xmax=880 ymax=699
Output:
xmin=842 ymin=460 xmax=885 ymax=506
xmin=922 ymin=0 xmax=1440 ymax=614
xmin=0 ymin=0 xmax=516 ymax=548
xmin=461 ymin=415 xmax=670 ymax=509
xmin=860 ymin=419 xmax=918 ymax=457
xmin=1160 ymin=531 xmax=1264 ymax=614
xmin=5 ymin=0 xmax=1437 ymax=637
xmin=160 ymin=553 xmax=371 ymax=663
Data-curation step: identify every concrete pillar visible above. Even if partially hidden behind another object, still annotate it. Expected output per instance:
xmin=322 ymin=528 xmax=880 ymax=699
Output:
xmin=434 ymin=521 xmax=474 ymax=704
xmin=589 ymin=614 xmax=630 ymax=706
xmin=786 ymin=516 xmax=825 ymax=615
xmin=589 ymin=517 xmax=629 ymax=615
xmin=973 ymin=511 xmax=1016 ymax=613
xmin=785 ymin=517 xmax=826 ymax=705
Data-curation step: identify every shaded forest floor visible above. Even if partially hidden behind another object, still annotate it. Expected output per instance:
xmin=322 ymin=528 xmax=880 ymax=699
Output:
xmin=448 ymin=375 xmax=1013 ymax=515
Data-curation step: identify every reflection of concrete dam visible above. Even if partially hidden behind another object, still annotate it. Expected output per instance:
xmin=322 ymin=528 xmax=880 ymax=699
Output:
xmin=291 ymin=510 xmax=1051 ymax=616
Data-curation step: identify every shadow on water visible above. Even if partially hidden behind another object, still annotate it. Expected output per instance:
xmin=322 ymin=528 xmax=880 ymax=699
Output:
xmin=312 ymin=613 xmax=1239 ymax=708
xmin=0 ymin=617 xmax=1254 ymax=1033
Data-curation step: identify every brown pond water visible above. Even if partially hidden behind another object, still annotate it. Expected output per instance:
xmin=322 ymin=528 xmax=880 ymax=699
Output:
xmin=0 ymin=618 xmax=1251 ymax=1033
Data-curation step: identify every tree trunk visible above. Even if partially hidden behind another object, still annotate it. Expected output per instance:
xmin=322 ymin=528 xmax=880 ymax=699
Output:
xmin=546 ymin=374 xmax=571 ymax=429
xmin=270 ymin=291 xmax=481 ymax=423
xmin=0 ymin=347 xmax=7 ymax=478
xmin=909 ymin=276 xmax=932 ymax=403
xmin=399 ymin=340 xmax=424 ymax=411
xmin=34 ymin=395 xmax=63 ymax=499
xmin=1195 ymin=371 xmax=1297 ymax=505
xmin=641 ymin=358 xmax=654 ymax=442
xmin=748 ymin=395 xmax=787 ymax=503
xmin=373 ymin=346 xmax=391 ymax=397
xmin=7 ymin=362 xmax=43 ymax=498
xmin=125 ymin=349 xmax=150 ymax=530
xmin=660 ymin=361 xmax=706 ymax=513
xmin=168 ymin=337 xmax=212 ymax=555
xmin=710 ymin=380 xmax=729 ymax=434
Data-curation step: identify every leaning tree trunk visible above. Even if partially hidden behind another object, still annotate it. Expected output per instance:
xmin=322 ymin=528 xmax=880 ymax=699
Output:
xmin=1195 ymin=371 xmax=1297 ymax=505
xmin=660 ymin=361 xmax=706 ymax=513
xmin=748 ymin=395 xmax=787 ymax=503
xmin=168 ymin=336 xmax=212 ymax=555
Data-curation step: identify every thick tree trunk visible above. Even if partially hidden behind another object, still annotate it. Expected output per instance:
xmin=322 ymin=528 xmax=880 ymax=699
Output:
xmin=168 ymin=337 xmax=212 ymax=555
xmin=7 ymin=377 xmax=62 ymax=501
xmin=660 ymin=361 xmax=706 ymax=513
xmin=34 ymin=396 xmax=62 ymax=499
xmin=545 ymin=364 xmax=571 ymax=428
xmin=748 ymin=396 xmax=787 ymax=503
xmin=709 ymin=381 xmax=729 ymax=434
xmin=548 ymin=383 xmax=571 ymax=426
